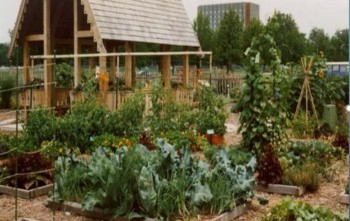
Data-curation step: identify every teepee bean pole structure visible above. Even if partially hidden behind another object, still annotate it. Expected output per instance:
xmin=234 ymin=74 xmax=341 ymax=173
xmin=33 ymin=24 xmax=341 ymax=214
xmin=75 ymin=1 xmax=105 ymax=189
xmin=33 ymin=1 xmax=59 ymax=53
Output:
xmin=295 ymin=56 xmax=318 ymax=124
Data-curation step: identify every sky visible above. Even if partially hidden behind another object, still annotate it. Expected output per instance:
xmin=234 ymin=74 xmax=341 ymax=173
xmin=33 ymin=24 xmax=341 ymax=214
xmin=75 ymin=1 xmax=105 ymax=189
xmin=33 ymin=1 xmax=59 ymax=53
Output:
xmin=0 ymin=0 xmax=348 ymax=43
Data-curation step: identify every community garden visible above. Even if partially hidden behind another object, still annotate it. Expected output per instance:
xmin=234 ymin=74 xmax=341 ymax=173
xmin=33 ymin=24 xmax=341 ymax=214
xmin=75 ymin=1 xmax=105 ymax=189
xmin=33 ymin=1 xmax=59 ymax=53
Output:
xmin=0 ymin=34 xmax=349 ymax=220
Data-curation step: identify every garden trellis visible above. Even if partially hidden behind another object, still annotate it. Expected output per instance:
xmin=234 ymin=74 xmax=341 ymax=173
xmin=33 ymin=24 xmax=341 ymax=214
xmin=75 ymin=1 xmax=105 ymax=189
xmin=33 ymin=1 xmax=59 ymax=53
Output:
xmin=295 ymin=56 xmax=319 ymax=124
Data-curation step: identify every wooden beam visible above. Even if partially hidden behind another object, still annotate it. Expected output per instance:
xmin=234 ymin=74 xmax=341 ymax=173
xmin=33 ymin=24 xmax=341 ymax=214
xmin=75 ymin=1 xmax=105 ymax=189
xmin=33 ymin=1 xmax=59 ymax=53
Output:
xmin=77 ymin=30 xmax=93 ymax=38
xmin=23 ymin=41 xmax=30 ymax=84
xmin=74 ymin=0 xmax=81 ymax=87
xmin=55 ymin=38 xmax=94 ymax=46
xmin=52 ymin=0 xmax=65 ymax=36
xmin=43 ymin=0 xmax=53 ymax=108
xmin=125 ymin=41 xmax=133 ymax=88
xmin=160 ymin=45 xmax=171 ymax=88
xmin=25 ymin=34 xmax=44 ymax=42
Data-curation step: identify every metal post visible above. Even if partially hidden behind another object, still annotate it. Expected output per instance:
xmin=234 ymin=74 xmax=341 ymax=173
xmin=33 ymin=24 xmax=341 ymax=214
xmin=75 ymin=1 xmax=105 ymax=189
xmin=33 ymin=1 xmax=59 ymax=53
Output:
xmin=15 ymin=44 xmax=19 ymax=221
xmin=348 ymin=0 xmax=350 ymax=210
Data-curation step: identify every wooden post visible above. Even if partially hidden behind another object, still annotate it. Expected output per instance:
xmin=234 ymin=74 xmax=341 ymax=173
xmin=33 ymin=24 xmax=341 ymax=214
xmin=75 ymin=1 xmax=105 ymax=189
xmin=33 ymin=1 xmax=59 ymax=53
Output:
xmin=89 ymin=45 xmax=96 ymax=71
xmin=110 ymin=45 xmax=117 ymax=84
xmin=23 ymin=41 xmax=30 ymax=84
xmin=99 ymin=55 xmax=107 ymax=74
xmin=125 ymin=41 xmax=133 ymax=88
xmin=160 ymin=45 xmax=171 ymax=88
xmin=74 ymin=0 xmax=81 ymax=88
xmin=182 ymin=47 xmax=189 ymax=86
xmin=43 ymin=0 xmax=53 ymax=107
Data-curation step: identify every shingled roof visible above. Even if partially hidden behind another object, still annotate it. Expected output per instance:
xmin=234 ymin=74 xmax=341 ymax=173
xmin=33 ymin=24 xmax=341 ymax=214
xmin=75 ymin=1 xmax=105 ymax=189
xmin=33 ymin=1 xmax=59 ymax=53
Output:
xmin=87 ymin=0 xmax=200 ymax=47
xmin=8 ymin=0 xmax=200 ymax=57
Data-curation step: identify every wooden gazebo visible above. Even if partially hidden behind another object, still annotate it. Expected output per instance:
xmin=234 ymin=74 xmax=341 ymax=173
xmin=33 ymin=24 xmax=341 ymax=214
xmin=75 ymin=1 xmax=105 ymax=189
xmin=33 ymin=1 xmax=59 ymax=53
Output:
xmin=8 ymin=0 xmax=201 ymax=108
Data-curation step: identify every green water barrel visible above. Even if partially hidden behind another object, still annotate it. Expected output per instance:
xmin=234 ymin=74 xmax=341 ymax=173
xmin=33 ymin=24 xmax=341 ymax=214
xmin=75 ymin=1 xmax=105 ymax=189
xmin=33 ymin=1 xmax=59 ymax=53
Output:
xmin=322 ymin=104 xmax=337 ymax=131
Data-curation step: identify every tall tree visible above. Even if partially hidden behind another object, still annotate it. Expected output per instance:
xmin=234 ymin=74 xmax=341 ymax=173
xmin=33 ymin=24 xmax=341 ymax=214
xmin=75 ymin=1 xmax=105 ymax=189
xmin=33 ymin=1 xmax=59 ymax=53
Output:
xmin=242 ymin=19 xmax=265 ymax=51
xmin=193 ymin=12 xmax=214 ymax=52
xmin=329 ymin=29 xmax=349 ymax=61
xmin=0 ymin=43 xmax=10 ymax=66
xmin=266 ymin=11 xmax=306 ymax=64
xmin=308 ymin=28 xmax=331 ymax=56
xmin=216 ymin=10 xmax=243 ymax=72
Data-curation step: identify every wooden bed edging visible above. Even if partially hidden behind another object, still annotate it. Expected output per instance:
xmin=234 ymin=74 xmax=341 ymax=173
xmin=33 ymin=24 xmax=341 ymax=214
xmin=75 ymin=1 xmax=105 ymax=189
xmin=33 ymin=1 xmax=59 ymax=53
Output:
xmin=0 ymin=184 xmax=53 ymax=199
xmin=339 ymin=191 xmax=349 ymax=204
xmin=255 ymin=184 xmax=305 ymax=196
xmin=207 ymin=203 xmax=247 ymax=221
xmin=46 ymin=199 xmax=247 ymax=221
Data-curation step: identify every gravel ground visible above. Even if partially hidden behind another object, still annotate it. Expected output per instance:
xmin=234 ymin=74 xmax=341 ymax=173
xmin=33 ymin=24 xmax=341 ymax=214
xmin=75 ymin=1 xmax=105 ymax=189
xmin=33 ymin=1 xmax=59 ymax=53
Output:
xmin=0 ymin=105 xmax=348 ymax=220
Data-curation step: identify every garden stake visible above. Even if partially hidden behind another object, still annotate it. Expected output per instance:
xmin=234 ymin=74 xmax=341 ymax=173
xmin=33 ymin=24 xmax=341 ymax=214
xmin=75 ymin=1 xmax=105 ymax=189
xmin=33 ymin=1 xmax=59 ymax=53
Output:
xmin=295 ymin=56 xmax=318 ymax=125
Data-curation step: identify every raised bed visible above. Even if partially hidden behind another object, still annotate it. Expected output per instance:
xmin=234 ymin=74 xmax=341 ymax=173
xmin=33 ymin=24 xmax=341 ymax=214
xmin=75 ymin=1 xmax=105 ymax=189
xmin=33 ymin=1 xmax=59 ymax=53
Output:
xmin=46 ymin=199 xmax=247 ymax=221
xmin=256 ymin=184 xmax=305 ymax=196
xmin=0 ymin=184 xmax=53 ymax=199
xmin=339 ymin=191 xmax=349 ymax=204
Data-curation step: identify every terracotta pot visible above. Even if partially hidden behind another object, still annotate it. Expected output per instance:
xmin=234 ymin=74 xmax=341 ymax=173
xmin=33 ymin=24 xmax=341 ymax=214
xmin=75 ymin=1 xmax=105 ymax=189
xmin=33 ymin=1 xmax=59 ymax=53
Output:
xmin=211 ymin=134 xmax=225 ymax=146
xmin=204 ymin=134 xmax=212 ymax=144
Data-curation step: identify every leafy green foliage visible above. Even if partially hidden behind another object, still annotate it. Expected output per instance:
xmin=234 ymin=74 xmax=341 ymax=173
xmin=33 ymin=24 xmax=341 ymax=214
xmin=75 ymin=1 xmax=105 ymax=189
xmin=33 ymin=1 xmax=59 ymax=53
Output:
xmin=239 ymin=34 xmax=289 ymax=155
xmin=0 ymin=74 xmax=15 ymax=108
xmin=290 ymin=112 xmax=319 ymax=138
xmin=23 ymin=107 xmax=57 ymax=147
xmin=242 ymin=19 xmax=265 ymax=51
xmin=266 ymin=11 xmax=307 ymax=64
xmin=196 ymin=86 xmax=227 ymax=135
xmin=193 ymin=12 xmax=215 ymax=52
xmin=215 ymin=10 xmax=243 ymax=72
xmin=282 ymin=140 xmax=344 ymax=171
xmin=262 ymin=197 xmax=348 ymax=221
xmin=146 ymin=83 xmax=194 ymax=136
xmin=308 ymin=28 xmax=332 ymax=55
xmin=329 ymin=29 xmax=349 ymax=61
xmin=57 ymin=101 xmax=110 ymax=152
xmin=55 ymin=63 xmax=74 ymax=88
xmin=112 ymin=91 xmax=145 ymax=137
xmin=257 ymin=144 xmax=283 ymax=186
xmin=54 ymin=141 xmax=257 ymax=219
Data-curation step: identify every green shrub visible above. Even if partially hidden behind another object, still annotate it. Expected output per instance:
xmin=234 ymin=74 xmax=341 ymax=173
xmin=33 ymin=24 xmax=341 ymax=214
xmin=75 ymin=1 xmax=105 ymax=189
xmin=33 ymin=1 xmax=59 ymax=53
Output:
xmin=0 ymin=74 xmax=15 ymax=108
xmin=23 ymin=107 xmax=57 ymax=147
xmin=290 ymin=112 xmax=318 ymax=138
xmin=57 ymin=101 xmax=110 ymax=153
xmin=55 ymin=63 xmax=73 ymax=88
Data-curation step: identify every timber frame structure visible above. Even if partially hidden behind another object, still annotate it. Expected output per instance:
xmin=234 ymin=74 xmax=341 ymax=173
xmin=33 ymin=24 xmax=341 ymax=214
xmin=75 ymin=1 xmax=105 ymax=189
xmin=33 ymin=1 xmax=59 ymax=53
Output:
xmin=8 ymin=0 xmax=201 ymax=108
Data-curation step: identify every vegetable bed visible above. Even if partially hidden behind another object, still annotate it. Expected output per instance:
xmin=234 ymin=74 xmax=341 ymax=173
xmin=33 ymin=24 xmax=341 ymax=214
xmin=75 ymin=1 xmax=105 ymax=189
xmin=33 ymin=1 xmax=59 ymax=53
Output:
xmin=52 ymin=140 xmax=256 ymax=220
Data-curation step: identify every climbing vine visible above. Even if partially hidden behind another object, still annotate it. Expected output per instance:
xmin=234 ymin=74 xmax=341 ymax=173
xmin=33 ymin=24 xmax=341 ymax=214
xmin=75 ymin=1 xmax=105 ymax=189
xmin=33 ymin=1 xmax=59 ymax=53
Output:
xmin=239 ymin=34 xmax=289 ymax=156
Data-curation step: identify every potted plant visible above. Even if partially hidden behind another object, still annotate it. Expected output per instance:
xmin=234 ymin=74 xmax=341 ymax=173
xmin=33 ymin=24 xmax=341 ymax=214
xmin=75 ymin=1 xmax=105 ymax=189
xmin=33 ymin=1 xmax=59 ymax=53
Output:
xmin=196 ymin=86 xmax=227 ymax=146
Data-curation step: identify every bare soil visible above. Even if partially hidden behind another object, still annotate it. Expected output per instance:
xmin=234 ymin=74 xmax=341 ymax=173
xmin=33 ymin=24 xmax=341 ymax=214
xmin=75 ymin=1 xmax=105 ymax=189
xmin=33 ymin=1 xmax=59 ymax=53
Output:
xmin=0 ymin=105 xmax=348 ymax=220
